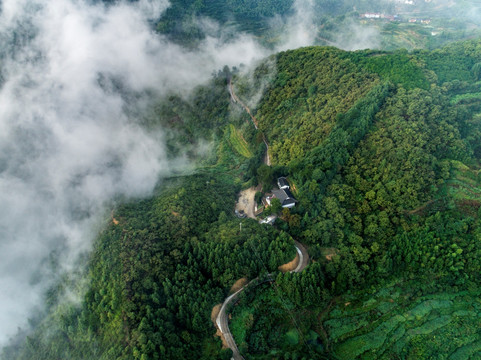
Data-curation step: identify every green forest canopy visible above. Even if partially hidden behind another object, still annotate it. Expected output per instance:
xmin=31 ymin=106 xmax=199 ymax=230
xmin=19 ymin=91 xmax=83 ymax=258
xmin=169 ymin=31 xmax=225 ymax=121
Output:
xmin=6 ymin=39 xmax=481 ymax=359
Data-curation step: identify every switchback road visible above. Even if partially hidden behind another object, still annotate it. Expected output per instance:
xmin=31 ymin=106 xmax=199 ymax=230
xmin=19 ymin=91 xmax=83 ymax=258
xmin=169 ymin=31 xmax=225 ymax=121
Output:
xmin=216 ymin=242 xmax=309 ymax=359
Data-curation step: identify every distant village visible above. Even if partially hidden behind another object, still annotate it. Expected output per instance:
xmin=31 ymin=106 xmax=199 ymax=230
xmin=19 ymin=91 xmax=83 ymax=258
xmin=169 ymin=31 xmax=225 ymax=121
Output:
xmin=359 ymin=12 xmax=431 ymax=25
xmin=359 ymin=0 xmax=434 ymax=24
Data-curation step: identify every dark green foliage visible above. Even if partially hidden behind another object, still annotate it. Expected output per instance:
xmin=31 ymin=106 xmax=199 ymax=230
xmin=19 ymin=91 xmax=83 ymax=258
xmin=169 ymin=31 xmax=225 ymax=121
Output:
xmin=276 ymin=262 xmax=329 ymax=307
xmin=6 ymin=174 xmax=296 ymax=360
xmin=155 ymin=0 xmax=294 ymax=44
xmin=226 ymin=41 xmax=481 ymax=359
xmin=419 ymin=40 xmax=481 ymax=83
xmin=230 ymin=283 xmax=326 ymax=359
xmin=269 ymin=198 xmax=283 ymax=214
xmin=257 ymin=47 xmax=381 ymax=165
xmin=147 ymin=68 xmax=231 ymax=158
xmin=347 ymin=50 xmax=430 ymax=90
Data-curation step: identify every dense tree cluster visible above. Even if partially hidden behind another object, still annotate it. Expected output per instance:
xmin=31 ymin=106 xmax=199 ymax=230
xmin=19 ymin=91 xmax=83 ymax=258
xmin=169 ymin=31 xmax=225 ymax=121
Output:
xmin=247 ymin=44 xmax=481 ymax=295
xmin=4 ymin=174 xmax=296 ymax=360
xmin=154 ymin=0 xmax=295 ymax=43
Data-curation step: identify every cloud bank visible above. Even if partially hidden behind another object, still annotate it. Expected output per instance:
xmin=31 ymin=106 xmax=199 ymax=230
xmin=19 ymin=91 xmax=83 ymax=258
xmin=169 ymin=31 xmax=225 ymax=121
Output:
xmin=0 ymin=0 xmax=173 ymax=346
xmin=0 ymin=0 xmax=324 ymax=347
xmin=333 ymin=21 xmax=381 ymax=51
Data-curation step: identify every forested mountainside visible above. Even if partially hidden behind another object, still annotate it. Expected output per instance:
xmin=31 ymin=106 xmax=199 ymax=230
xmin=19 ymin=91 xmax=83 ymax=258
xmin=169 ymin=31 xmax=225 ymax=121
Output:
xmin=153 ymin=0 xmax=481 ymax=50
xmin=6 ymin=39 xmax=481 ymax=359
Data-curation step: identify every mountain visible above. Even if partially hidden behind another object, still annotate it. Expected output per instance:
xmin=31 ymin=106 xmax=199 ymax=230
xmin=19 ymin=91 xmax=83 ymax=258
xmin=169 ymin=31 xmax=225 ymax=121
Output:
xmin=5 ymin=38 xmax=481 ymax=359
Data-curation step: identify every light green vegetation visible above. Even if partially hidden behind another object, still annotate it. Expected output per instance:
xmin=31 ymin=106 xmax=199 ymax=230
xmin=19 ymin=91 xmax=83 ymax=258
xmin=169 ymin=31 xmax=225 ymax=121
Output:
xmin=285 ymin=329 xmax=300 ymax=345
xmin=445 ymin=160 xmax=481 ymax=206
xmin=227 ymin=124 xmax=253 ymax=158
xmin=451 ymin=92 xmax=481 ymax=105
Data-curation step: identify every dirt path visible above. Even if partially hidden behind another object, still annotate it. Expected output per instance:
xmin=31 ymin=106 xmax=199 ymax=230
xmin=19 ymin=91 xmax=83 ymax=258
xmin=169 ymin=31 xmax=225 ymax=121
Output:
xmin=229 ymin=80 xmax=259 ymax=129
xmin=229 ymin=79 xmax=271 ymax=166
xmin=406 ymin=199 xmax=435 ymax=215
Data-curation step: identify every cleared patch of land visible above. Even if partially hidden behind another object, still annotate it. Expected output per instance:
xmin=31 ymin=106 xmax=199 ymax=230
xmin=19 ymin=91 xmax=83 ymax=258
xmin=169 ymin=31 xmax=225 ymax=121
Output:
xmin=235 ymin=187 xmax=257 ymax=219
xmin=228 ymin=124 xmax=253 ymax=158
xmin=278 ymin=252 xmax=299 ymax=272
xmin=230 ymin=277 xmax=248 ymax=294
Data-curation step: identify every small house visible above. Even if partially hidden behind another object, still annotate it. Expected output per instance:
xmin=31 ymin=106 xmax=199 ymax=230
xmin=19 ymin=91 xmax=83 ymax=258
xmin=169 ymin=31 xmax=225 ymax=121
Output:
xmin=277 ymin=177 xmax=289 ymax=190
xmin=266 ymin=189 xmax=297 ymax=209
xmin=264 ymin=176 xmax=298 ymax=209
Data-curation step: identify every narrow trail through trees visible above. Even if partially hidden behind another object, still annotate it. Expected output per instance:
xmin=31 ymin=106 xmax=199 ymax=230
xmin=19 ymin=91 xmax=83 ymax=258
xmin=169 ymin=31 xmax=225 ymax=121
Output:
xmin=229 ymin=79 xmax=271 ymax=166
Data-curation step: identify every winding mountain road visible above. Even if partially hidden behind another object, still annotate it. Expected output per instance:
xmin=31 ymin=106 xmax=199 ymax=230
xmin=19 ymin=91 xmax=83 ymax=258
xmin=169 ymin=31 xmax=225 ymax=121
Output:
xmin=216 ymin=287 xmax=246 ymax=360
xmin=216 ymin=242 xmax=309 ymax=359
xmin=293 ymin=240 xmax=309 ymax=273
xmin=219 ymin=79 xmax=309 ymax=358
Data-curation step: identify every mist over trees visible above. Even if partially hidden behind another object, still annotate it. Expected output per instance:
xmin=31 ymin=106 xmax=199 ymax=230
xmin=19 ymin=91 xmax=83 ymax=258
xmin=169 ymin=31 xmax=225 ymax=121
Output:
xmin=3 ymin=0 xmax=481 ymax=359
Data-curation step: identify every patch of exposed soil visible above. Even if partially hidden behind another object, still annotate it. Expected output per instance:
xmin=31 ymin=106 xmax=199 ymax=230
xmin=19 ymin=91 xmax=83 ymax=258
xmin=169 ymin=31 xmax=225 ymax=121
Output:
xmin=321 ymin=247 xmax=338 ymax=262
xmin=278 ymin=253 xmax=299 ymax=273
xmin=235 ymin=187 xmax=257 ymax=219
xmin=230 ymin=277 xmax=248 ymax=294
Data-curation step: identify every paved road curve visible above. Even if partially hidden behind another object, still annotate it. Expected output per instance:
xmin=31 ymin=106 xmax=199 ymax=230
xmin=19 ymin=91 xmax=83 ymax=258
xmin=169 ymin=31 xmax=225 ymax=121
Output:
xmin=216 ymin=288 xmax=246 ymax=360
xmin=216 ymin=242 xmax=309 ymax=359
xmin=293 ymin=240 xmax=309 ymax=273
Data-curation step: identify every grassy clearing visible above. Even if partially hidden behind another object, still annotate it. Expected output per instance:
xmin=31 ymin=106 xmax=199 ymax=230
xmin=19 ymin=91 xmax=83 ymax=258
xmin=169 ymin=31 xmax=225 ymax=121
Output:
xmin=227 ymin=124 xmax=253 ymax=158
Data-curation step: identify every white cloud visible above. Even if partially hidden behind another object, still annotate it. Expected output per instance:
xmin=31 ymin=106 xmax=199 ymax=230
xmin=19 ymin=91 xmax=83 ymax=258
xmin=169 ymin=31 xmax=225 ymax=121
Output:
xmin=333 ymin=21 xmax=381 ymax=51
xmin=0 ymin=0 xmax=322 ymax=347
xmin=278 ymin=0 xmax=317 ymax=51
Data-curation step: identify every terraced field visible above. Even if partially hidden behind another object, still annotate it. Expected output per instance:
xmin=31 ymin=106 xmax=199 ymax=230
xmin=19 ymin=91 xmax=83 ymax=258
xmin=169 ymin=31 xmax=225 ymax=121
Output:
xmin=227 ymin=124 xmax=253 ymax=158
xmin=325 ymin=282 xmax=481 ymax=359
xmin=444 ymin=160 xmax=481 ymax=216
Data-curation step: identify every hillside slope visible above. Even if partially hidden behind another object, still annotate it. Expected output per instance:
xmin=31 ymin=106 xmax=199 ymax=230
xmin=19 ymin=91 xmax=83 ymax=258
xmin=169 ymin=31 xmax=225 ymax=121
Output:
xmin=227 ymin=41 xmax=481 ymax=358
